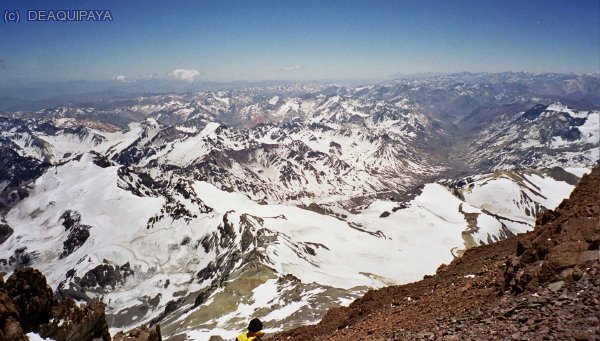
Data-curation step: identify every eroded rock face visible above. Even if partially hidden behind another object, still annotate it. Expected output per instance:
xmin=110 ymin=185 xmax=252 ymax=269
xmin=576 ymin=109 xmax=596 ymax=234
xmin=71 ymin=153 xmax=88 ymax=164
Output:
xmin=39 ymin=299 xmax=111 ymax=341
xmin=113 ymin=324 xmax=162 ymax=341
xmin=0 ymin=224 xmax=13 ymax=245
xmin=77 ymin=262 xmax=134 ymax=291
xmin=503 ymin=167 xmax=600 ymax=293
xmin=4 ymin=268 xmax=53 ymax=331
xmin=0 ymin=275 xmax=26 ymax=341
xmin=0 ymin=268 xmax=112 ymax=341
xmin=59 ymin=210 xmax=91 ymax=259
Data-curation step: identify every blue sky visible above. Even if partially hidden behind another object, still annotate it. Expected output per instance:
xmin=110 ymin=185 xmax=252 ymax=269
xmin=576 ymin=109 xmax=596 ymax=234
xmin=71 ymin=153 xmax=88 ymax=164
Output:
xmin=0 ymin=0 xmax=598 ymax=82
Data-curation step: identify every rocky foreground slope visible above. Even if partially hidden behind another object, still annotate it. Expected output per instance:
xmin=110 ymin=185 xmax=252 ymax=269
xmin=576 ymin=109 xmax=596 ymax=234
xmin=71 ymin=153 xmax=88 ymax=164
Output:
xmin=273 ymin=167 xmax=600 ymax=340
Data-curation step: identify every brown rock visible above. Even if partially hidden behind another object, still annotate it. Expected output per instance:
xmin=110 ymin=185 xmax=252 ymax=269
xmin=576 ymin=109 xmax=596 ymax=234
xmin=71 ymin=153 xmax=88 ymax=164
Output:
xmin=113 ymin=324 xmax=162 ymax=341
xmin=39 ymin=299 xmax=111 ymax=341
xmin=0 ymin=289 xmax=26 ymax=341
xmin=0 ymin=267 xmax=111 ymax=341
xmin=2 ymin=316 xmax=26 ymax=340
xmin=576 ymin=251 xmax=599 ymax=264
xmin=5 ymin=268 xmax=53 ymax=332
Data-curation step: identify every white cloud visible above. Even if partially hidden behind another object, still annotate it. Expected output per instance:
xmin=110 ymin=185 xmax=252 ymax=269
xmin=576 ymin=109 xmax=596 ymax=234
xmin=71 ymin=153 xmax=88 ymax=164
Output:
xmin=281 ymin=65 xmax=303 ymax=72
xmin=111 ymin=75 xmax=128 ymax=82
xmin=168 ymin=68 xmax=200 ymax=82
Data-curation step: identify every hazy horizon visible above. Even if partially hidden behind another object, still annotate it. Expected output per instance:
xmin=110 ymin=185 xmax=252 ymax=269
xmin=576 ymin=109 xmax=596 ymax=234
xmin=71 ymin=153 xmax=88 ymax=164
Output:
xmin=1 ymin=70 xmax=599 ymax=88
xmin=1 ymin=0 xmax=598 ymax=84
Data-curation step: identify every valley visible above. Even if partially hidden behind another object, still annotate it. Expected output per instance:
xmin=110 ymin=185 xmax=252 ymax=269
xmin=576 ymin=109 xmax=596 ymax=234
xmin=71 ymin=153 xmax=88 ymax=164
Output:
xmin=0 ymin=73 xmax=598 ymax=339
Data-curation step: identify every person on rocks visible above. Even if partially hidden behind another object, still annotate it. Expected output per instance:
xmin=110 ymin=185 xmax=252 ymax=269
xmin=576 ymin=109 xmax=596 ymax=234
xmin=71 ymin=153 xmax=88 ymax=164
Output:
xmin=236 ymin=318 xmax=264 ymax=341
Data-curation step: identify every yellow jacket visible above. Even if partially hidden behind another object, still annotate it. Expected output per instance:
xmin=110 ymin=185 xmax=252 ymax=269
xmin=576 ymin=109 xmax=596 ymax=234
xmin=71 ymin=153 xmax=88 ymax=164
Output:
xmin=236 ymin=331 xmax=265 ymax=341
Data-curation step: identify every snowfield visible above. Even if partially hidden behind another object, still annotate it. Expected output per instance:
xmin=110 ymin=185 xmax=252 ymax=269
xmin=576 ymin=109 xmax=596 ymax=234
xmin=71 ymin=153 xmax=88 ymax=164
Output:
xmin=0 ymin=152 xmax=583 ymax=338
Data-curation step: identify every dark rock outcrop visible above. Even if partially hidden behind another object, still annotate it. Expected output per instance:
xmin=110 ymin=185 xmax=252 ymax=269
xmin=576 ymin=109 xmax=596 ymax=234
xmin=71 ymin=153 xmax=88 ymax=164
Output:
xmin=0 ymin=268 xmax=111 ymax=341
xmin=0 ymin=147 xmax=49 ymax=195
xmin=59 ymin=210 xmax=92 ymax=259
xmin=0 ymin=247 xmax=39 ymax=270
xmin=0 ymin=224 xmax=13 ymax=245
xmin=61 ymin=225 xmax=91 ymax=259
xmin=113 ymin=324 xmax=162 ymax=341
xmin=91 ymin=151 xmax=114 ymax=168
xmin=0 ymin=273 xmax=26 ymax=340
xmin=521 ymin=104 xmax=548 ymax=120
xmin=4 ymin=268 xmax=54 ymax=331
xmin=77 ymin=262 xmax=134 ymax=291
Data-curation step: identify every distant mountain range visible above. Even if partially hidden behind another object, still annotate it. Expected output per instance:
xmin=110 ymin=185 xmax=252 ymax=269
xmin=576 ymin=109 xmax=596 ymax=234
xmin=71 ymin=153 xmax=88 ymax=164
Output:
xmin=1 ymin=72 xmax=599 ymax=113
xmin=0 ymin=73 xmax=598 ymax=339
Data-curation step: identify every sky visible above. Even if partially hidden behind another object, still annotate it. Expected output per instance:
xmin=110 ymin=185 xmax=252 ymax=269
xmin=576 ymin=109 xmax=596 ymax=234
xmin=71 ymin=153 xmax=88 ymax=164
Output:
xmin=0 ymin=0 xmax=598 ymax=83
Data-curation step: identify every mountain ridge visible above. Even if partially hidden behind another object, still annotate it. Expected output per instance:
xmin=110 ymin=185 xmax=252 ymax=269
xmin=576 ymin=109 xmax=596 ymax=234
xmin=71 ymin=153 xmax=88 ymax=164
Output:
xmin=0 ymin=77 xmax=598 ymax=339
xmin=273 ymin=166 xmax=600 ymax=340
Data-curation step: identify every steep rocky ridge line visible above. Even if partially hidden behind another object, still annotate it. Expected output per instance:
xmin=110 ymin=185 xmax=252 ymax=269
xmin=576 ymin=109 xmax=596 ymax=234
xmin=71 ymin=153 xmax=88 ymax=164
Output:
xmin=272 ymin=167 xmax=600 ymax=340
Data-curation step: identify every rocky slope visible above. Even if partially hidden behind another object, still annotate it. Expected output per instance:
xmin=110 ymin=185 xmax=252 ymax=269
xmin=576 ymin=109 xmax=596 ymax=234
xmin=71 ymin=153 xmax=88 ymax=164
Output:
xmin=273 ymin=166 xmax=600 ymax=340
